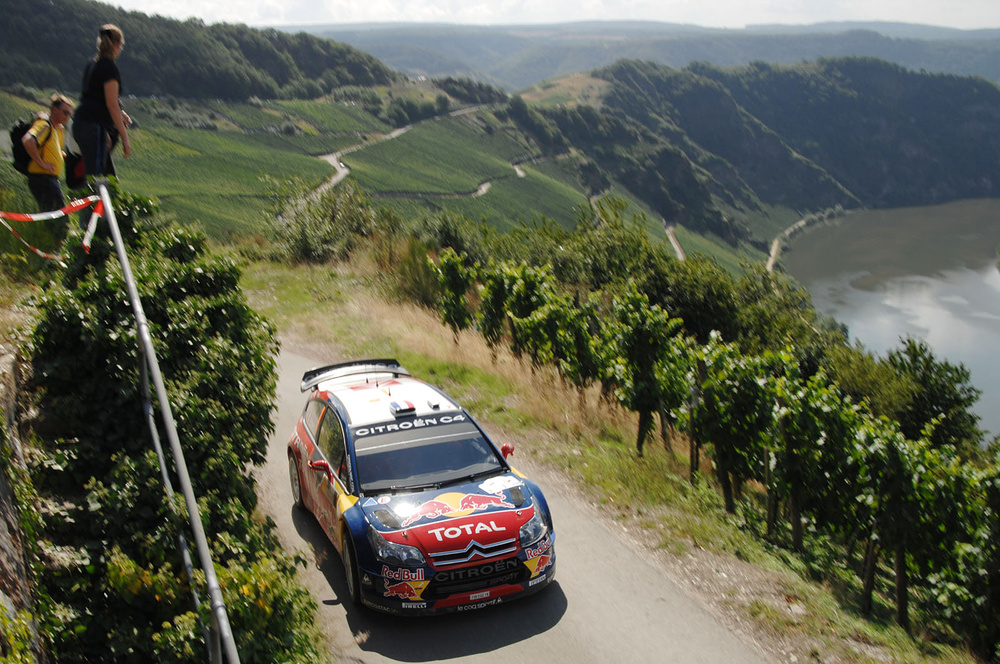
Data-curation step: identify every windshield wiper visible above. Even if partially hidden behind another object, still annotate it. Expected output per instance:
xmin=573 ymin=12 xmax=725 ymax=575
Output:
xmin=443 ymin=468 xmax=504 ymax=488
xmin=388 ymin=481 xmax=442 ymax=493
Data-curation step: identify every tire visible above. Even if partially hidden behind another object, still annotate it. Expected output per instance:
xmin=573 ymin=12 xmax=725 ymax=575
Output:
xmin=288 ymin=453 xmax=303 ymax=508
xmin=341 ymin=532 xmax=361 ymax=606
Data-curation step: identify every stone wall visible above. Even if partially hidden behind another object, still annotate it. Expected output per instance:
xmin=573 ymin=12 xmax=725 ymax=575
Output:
xmin=0 ymin=348 xmax=43 ymax=660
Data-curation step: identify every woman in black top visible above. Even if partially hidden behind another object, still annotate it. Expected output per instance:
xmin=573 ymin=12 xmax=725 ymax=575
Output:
xmin=73 ymin=24 xmax=131 ymax=177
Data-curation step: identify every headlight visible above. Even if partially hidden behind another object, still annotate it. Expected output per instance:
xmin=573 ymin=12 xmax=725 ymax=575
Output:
xmin=519 ymin=508 xmax=548 ymax=546
xmin=367 ymin=526 xmax=426 ymax=566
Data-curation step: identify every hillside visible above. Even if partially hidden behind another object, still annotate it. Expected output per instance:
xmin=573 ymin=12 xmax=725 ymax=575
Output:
xmin=2 ymin=1 xmax=1000 ymax=259
xmin=299 ymin=21 xmax=1000 ymax=91
xmin=6 ymin=55 xmax=1000 ymax=258
xmin=511 ymin=58 xmax=1000 ymax=246
xmin=0 ymin=0 xmax=397 ymax=99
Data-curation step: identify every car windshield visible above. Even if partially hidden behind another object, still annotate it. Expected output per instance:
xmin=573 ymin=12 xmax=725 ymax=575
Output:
xmin=352 ymin=418 xmax=505 ymax=494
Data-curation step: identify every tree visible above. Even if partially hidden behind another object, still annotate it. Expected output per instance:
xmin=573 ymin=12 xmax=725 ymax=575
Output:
xmin=823 ymin=341 xmax=916 ymax=420
xmin=476 ymin=260 xmax=517 ymax=360
xmin=571 ymin=196 xmax=659 ymax=290
xmin=271 ymin=179 xmax=392 ymax=264
xmin=604 ymin=283 xmax=684 ymax=456
xmin=506 ymin=263 xmax=556 ymax=361
xmin=513 ymin=288 xmax=607 ymax=396
xmin=888 ymin=337 xmax=983 ymax=456
xmin=734 ymin=263 xmax=821 ymax=354
xmin=642 ymin=253 xmax=740 ymax=345
xmin=771 ymin=362 xmax=860 ymax=550
xmin=433 ymin=248 xmax=474 ymax=343
xmin=939 ymin=465 xmax=999 ymax=660
xmin=692 ymin=339 xmax=776 ymax=513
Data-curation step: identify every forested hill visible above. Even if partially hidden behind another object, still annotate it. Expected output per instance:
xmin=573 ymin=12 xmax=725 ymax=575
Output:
xmin=687 ymin=58 xmax=1000 ymax=208
xmin=304 ymin=21 xmax=1000 ymax=91
xmin=516 ymin=57 xmax=1000 ymax=244
xmin=0 ymin=0 xmax=397 ymax=99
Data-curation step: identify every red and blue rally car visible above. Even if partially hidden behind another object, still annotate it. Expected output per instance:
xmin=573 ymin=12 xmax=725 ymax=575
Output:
xmin=287 ymin=359 xmax=556 ymax=614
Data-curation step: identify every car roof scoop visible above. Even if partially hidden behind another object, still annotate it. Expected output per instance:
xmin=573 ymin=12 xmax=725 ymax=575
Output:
xmin=390 ymin=400 xmax=416 ymax=417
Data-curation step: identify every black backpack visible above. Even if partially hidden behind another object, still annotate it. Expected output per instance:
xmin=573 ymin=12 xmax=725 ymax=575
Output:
xmin=10 ymin=117 xmax=52 ymax=174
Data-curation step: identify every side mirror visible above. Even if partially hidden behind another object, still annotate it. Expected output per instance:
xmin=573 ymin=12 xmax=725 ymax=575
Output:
xmin=501 ymin=443 xmax=515 ymax=459
xmin=309 ymin=459 xmax=332 ymax=476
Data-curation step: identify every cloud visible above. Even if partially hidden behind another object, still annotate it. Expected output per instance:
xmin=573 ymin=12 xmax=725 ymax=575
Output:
xmin=108 ymin=0 xmax=1000 ymax=29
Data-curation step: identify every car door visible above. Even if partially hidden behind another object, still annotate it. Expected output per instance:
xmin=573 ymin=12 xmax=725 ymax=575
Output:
xmin=294 ymin=398 xmax=326 ymax=508
xmin=312 ymin=405 xmax=352 ymax=552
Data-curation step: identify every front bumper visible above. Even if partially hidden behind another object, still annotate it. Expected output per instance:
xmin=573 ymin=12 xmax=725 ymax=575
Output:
xmin=358 ymin=540 xmax=556 ymax=615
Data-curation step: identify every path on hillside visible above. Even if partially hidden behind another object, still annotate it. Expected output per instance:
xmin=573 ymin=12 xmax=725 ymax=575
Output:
xmin=255 ymin=348 xmax=775 ymax=664
xmin=666 ymin=224 xmax=686 ymax=260
xmin=314 ymin=126 xmax=411 ymax=198
xmin=314 ymin=108 xmax=530 ymax=203
xmin=766 ymin=217 xmax=808 ymax=272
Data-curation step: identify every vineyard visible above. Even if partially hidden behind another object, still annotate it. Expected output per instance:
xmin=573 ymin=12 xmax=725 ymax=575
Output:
xmin=2 ymin=81 xmax=998 ymax=661
xmin=122 ymin=125 xmax=330 ymax=237
xmin=428 ymin=237 xmax=1000 ymax=661
xmin=345 ymin=116 xmax=531 ymax=195
xmin=372 ymin=164 xmax=588 ymax=232
xmin=0 ymin=87 xmax=742 ymax=266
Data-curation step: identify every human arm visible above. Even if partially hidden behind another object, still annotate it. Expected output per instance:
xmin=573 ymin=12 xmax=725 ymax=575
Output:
xmin=21 ymin=125 xmax=54 ymax=173
xmin=103 ymin=78 xmax=130 ymax=158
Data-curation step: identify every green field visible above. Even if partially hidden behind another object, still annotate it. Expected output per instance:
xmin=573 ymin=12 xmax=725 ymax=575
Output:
xmin=671 ymin=224 xmax=765 ymax=274
xmin=370 ymin=163 xmax=590 ymax=232
xmin=345 ymin=115 xmax=532 ymax=195
xmin=1 ymin=91 xmax=341 ymax=240
xmin=271 ymin=99 xmax=389 ymax=135
xmin=122 ymin=126 xmax=332 ymax=238
xmin=2 ymin=89 xmax=705 ymax=260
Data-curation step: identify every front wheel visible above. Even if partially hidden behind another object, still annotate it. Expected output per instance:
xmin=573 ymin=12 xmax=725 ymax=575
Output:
xmin=341 ymin=532 xmax=361 ymax=606
xmin=289 ymin=453 xmax=303 ymax=508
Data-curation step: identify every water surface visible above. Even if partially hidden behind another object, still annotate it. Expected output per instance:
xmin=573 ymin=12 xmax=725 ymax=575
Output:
xmin=781 ymin=199 xmax=1000 ymax=439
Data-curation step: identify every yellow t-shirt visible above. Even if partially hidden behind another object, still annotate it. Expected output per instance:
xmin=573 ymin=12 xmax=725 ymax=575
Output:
xmin=26 ymin=117 xmax=65 ymax=177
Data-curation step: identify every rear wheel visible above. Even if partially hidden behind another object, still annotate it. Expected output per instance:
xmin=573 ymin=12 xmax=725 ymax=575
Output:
xmin=288 ymin=453 xmax=303 ymax=508
xmin=341 ymin=532 xmax=361 ymax=605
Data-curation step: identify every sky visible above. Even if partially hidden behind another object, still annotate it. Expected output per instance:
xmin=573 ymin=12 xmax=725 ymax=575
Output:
xmin=105 ymin=0 xmax=1000 ymax=31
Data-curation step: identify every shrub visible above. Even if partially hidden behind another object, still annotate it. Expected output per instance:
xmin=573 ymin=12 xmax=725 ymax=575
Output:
xmin=28 ymin=189 xmax=320 ymax=661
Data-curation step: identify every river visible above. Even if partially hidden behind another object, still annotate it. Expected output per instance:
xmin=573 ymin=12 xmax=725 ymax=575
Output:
xmin=779 ymin=198 xmax=1000 ymax=439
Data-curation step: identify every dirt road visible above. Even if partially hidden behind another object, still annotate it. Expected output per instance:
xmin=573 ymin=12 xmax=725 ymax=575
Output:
xmin=255 ymin=348 xmax=773 ymax=663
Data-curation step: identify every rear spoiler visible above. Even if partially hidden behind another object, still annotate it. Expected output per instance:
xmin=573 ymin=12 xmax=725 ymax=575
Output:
xmin=300 ymin=358 xmax=409 ymax=392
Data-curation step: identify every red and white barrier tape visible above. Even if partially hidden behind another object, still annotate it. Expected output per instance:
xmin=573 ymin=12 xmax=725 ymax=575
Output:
xmin=0 ymin=195 xmax=104 ymax=265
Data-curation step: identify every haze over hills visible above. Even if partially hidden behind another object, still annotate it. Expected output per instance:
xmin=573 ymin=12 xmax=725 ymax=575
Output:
xmin=291 ymin=21 xmax=1000 ymax=91
xmin=742 ymin=21 xmax=1000 ymax=39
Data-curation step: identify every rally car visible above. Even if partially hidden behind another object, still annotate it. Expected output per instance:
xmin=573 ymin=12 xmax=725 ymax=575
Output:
xmin=287 ymin=359 xmax=556 ymax=615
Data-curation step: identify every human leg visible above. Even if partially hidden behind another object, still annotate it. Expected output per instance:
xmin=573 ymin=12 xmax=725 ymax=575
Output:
xmin=72 ymin=119 xmax=111 ymax=176
xmin=26 ymin=174 xmax=65 ymax=212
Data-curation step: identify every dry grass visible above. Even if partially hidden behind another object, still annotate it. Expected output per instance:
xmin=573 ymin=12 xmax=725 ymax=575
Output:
xmin=0 ymin=277 xmax=40 ymax=356
xmin=520 ymin=72 xmax=613 ymax=110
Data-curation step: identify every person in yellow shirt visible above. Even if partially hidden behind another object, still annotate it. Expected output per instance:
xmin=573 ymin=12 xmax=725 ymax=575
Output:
xmin=22 ymin=94 xmax=75 ymax=212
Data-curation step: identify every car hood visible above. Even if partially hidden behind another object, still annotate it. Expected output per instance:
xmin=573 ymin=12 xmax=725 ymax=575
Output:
xmin=361 ymin=474 xmax=535 ymax=562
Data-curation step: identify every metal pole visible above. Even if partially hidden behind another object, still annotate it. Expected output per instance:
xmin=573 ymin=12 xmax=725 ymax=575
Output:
xmin=139 ymin=355 xmax=212 ymax=659
xmin=97 ymin=182 xmax=240 ymax=663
